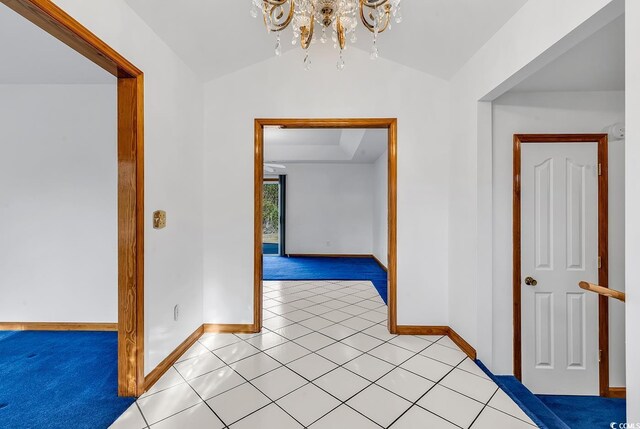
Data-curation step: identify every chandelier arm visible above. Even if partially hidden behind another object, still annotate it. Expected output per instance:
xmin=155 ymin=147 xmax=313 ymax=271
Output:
xmin=359 ymin=0 xmax=391 ymax=33
xmin=337 ymin=17 xmax=346 ymax=50
xmin=263 ymin=0 xmax=295 ymax=32
xmin=300 ymin=7 xmax=315 ymax=49
xmin=361 ymin=0 xmax=390 ymax=8
xmin=377 ymin=8 xmax=391 ymax=33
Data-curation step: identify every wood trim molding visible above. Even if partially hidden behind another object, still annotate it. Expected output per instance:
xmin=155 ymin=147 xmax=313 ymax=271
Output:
xmin=0 ymin=322 xmax=117 ymax=331
xmin=1 ymin=0 xmax=145 ymax=397
xmin=2 ymin=0 xmax=141 ymax=77
xmin=607 ymin=387 xmax=626 ymax=398
xmin=118 ymin=74 xmax=145 ymax=397
xmin=256 ymin=118 xmax=396 ymax=129
xmin=395 ymin=326 xmax=477 ymax=360
xmin=513 ymin=134 xmax=609 ymax=396
xmin=144 ymin=325 xmax=204 ymax=391
xmin=144 ymin=324 xmax=259 ymax=393
xmin=203 ymin=324 xmax=257 ymax=334
xmin=387 ymin=119 xmax=398 ymax=334
xmin=254 ymin=118 xmax=398 ymax=334
xmin=395 ymin=326 xmax=449 ymax=336
xmin=448 ymin=327 xmax=477 ymax=360
xmin=254 ymin=120 xmax=265 ymax=333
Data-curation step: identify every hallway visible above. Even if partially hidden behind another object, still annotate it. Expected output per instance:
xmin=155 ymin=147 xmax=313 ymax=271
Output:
xmin=111 ymin=281 xmax=536 ymax=428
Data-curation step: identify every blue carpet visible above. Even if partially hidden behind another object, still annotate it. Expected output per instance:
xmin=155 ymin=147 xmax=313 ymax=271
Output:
xmin=263 ymin=256 xmax=388 ymax=303
xmin=475 ymin=361 xmax=562 ymax=429
xmin=537 ymin=394 xmax=626 ymax=429
xmin=476 ymin=360 xmax=626 ymax=429
xmin=0 ymin=331 xmax=135 ymax=429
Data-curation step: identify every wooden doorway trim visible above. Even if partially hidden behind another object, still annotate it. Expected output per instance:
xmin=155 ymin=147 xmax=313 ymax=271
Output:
xmin=254 ymin=118 xmax=398 ymax=333
xmin=513 ymin=134 xmax=610 ymax=397
xmin=2 ymin=0 xmax=144 ymax=396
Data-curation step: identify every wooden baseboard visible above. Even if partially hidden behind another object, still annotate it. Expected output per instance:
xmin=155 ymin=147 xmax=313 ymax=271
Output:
xmin=395 ymin=325 xmax=449 ymax=336
xmin=395 ymin=325 xmax=477 ymax=360
xmin=371 ymin=255 xmax=388 ymax=272
xmin=138 ymin=323 xmax=259 ymax=393
xmin=607 ymin=387 xmax=626 ymax=398
xmin=144 ymin=325 xmax=204 ymax=392
xmin=203 ymin=323 xmax=257 ymax=334
xmin=0 ymin=322 xmax=117 ymax=331
xmin=287 ymin=253 xmax=373 ymax=258
xmin=286 ymin=253 xmax=388 ymax=272
xmin=447 ymin=327 xmax=477 ymax=360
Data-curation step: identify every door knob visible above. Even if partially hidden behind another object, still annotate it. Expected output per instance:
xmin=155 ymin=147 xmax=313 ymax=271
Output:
xmin=524 ymin=276 xmax=538 ymax=286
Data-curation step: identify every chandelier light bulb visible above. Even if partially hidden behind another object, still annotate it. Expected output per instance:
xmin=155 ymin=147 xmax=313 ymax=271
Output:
xmin=251 ymin=0 xmax=401 ymax=69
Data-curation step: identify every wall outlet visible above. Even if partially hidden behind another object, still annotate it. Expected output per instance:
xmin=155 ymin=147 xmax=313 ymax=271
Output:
xmin=173 ymin=304 xmax=179 ymax=321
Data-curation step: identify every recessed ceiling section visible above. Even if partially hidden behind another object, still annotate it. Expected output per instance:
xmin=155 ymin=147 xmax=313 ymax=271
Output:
xmin=264 ymin=128 xmax=387 ymax=164
xmin=125 ymin=0 xmax=529 ymax=81
xmin=0 ymin=4 xmax=114 ymax=84
xmin=511 ymin=15 xmax=625 ymax=92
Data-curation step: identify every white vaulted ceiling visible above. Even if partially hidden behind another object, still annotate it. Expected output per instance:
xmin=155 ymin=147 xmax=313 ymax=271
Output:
xmin=124 ymin=0 xmax=529 ymax=81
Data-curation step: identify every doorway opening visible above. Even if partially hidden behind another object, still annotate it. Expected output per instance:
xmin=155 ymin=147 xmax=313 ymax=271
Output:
xmin=262 ymin=178 xmax=285 ymax=256
xmin=0 ymin=0 xmax=144 ymax=397
xmin=254 ymin=118 xmax=398 ymax=334
xmin=513 ymin=134 xmax=611 ymax=396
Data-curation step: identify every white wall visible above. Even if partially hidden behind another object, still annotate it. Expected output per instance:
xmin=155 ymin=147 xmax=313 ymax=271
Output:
xmin=448 ymin=0 xmax=623 ymax=368
xmin=625 ymin=1 xmax=640 ymax=421
xmin=491 ymin=91 xmax=625 ymax=387
xmin=282 ymin=163 xmax=374 ymax=255
xmin=52 ymin=0 xmax=205 ymax=374
xmin=0 ymin=84 xmax=116 ymax=323
xmin=373 ymin=151 xmax=388 ymax=267
xmin=203 ymin=46 xmax=451 ymax=325
xmin=447 ymin=0 xmax=637 ymax=416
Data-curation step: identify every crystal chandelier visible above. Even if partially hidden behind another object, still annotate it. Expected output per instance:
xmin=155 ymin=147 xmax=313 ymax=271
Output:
xmin=250 ymin=0 xmax=402 ymax=70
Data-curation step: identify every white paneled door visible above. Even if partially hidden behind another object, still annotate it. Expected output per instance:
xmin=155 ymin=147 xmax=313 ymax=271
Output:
xmin=521 ymin=143 xmax=599 ymax=395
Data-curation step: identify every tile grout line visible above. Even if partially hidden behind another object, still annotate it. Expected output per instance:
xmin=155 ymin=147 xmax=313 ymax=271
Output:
xmin=385 ymin=357 xmax=471 ymax=428
xmin=134 ymin=281 xmax=524 ymax=429
xmin=467 ymin=387 xmax=500 ymax=429
xmin=216 ymin=281 xmax=425 ymax=427
xmin=148 ymin=361 xmax=231 ymax=428
xmin=264 ymin=283 xmax=493 ymax=428
xmin=135 ymin=401 xmax=151 ymax=429
xmin=253 ymin=283 xmax=451 ymax=427
xmin=205 ymin=341 xmax=309 ymax=427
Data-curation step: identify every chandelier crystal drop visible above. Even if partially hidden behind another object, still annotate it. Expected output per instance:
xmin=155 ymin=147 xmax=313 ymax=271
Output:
xmin=250 ymin=0 xmax=402 ymax=70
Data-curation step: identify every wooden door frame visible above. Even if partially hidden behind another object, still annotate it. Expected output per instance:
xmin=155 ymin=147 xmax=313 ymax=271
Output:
xmin=2 ymin=0 xmax=145 ymax=396
xmin=254 ymin=118 xmax=398 ymax=333
xmin=513 ymin=134 xmax=611 ymax=397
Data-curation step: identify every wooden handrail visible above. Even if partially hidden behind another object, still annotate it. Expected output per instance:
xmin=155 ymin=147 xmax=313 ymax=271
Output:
xmin=579 ymin=282 xmax=626 ymax=303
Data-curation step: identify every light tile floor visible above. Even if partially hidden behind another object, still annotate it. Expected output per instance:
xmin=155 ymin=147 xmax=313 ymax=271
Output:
xmin=110 ymin=280 xmax=538 ymax=428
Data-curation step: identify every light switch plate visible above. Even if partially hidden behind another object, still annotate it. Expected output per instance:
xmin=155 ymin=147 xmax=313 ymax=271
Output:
xmin=153 ymin=210 xmax=166 ymax=229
